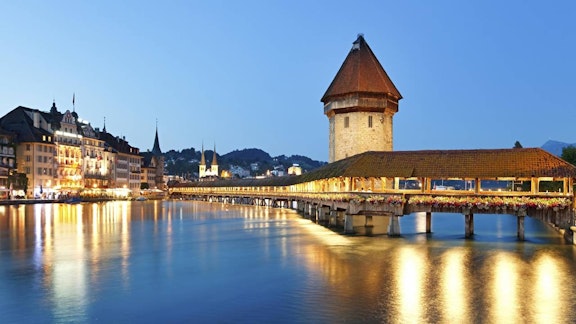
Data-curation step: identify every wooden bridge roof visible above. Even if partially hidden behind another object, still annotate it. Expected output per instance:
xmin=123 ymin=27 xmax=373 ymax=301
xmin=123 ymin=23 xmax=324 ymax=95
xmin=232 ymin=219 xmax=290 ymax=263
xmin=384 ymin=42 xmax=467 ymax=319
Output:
xmin=300 ymin=148 xmax=576 ymax=180
xmin=171 ymin=148 xmax=576 ymax=189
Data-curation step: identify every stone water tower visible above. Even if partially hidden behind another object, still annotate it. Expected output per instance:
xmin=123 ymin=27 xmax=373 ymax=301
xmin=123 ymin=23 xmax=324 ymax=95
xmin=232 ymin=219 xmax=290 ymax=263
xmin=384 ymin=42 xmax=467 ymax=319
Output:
xmin=322 ymin=34 xmax=402 ymax=162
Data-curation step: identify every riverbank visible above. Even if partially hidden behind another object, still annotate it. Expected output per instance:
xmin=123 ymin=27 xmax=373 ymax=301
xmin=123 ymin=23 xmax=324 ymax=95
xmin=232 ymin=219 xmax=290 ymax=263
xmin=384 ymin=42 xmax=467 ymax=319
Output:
xmin=0 ymin=197 xmax=161 ymax=205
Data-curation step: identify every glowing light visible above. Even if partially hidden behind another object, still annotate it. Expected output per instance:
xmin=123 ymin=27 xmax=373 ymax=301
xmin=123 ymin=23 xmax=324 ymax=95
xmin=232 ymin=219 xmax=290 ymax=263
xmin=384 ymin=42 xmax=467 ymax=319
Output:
xmin=490 ymin=253 xmax=519 ymax=323
xmin=531 ymin=254 xmax=565 ymax=323
xmin=440 ymin=249 xmax=470 ymax=322
xmin=396 ymin=247 xmax=427 ymax=323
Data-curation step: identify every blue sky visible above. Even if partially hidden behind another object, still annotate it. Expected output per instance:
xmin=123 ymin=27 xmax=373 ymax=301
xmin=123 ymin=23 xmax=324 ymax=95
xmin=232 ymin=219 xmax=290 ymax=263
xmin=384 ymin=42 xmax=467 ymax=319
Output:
xmin=1 ymin=1 xmax=575 ymax=161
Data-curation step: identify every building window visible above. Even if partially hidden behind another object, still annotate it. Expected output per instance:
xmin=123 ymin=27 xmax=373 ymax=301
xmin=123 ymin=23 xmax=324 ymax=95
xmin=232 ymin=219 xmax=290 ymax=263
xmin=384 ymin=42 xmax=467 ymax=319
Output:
xmin=368 ymin=116 xmax=373 ymax=128
xmin=26 ymin=144 xmax=31 ymax=151
xmin=26 ymin=155 xmax=31 ymax=162
xmin=37 ymin=167 xmax=42 ymax=175
xmin=25 ymin=167 xmax=30 ymax=174
xmin=38 ymin=156 xmax=42 ymax=163
xmin=344 ymin=116 xmax=349 ymax=128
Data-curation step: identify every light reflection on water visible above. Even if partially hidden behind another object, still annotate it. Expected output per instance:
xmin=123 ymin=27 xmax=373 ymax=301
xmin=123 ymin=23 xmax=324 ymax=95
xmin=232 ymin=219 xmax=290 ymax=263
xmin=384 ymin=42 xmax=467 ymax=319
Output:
xmin=0 ymin=201 xmax=575 ymax=323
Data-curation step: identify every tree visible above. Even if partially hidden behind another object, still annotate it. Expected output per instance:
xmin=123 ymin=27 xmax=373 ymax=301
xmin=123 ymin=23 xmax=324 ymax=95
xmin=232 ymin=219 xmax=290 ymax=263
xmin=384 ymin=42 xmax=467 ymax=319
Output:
xmin=513 ymin=141 xmax=523 ymax=148
xmin=561 ymin=145 xmax=576 ymax=166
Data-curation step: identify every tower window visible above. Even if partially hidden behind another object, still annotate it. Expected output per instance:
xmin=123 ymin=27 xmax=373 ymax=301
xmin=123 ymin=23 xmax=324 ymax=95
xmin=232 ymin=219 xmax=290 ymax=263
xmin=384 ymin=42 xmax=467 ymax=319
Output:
xmin=368 ymin=116 xmax=373 ymax=128
xmin=344 ymin=116 xmax=349 ymax=128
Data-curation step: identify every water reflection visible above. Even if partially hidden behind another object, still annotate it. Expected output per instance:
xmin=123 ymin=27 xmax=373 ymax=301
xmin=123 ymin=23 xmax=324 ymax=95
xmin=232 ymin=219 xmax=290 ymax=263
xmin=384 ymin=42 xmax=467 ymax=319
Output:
xmin=0 ymin=201 xmax=575 ymax=323
xmin=395 ymin=247 xmax=427 ymax=323
xmin=440 ymin=248 xmax=470 ymax=323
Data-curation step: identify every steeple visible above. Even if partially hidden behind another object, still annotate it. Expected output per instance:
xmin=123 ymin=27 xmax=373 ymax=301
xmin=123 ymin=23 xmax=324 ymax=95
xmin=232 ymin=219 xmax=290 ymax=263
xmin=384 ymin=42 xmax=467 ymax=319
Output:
xmin=200 ymin=143 xmax=206 ymax=165
xmin=211 ymin=144 xmax=217 ymax=166
xmin=210 ymin=143 xmax=218 ymax=178
xmin=103 ymin=117 xmax=107 ymax=133
xmin=199 ymin=143 xmax=207 ymax=179
xmin=152 ymin=121 xmax=162 ymax=155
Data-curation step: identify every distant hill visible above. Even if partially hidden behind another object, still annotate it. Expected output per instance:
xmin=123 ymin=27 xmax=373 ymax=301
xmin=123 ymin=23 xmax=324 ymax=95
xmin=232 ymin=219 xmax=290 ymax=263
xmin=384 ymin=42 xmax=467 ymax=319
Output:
xmin=541 ymin=140 xmax=576 ymax=156
xmin=163 ymin=147 xmax=326 ymax=179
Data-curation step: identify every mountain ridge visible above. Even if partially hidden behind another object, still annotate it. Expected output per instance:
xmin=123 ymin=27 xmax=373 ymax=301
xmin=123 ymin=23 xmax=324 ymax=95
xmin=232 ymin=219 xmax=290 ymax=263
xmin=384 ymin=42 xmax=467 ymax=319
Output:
xmin=162 ymin=147 xmax=326 ymax=178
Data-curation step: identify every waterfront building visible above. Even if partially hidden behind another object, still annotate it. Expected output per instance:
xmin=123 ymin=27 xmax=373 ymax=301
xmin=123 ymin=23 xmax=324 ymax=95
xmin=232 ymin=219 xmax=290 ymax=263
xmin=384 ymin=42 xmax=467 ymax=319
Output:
xmin=0 ymin=102 xmax=145 ymax=198
xmin=199 ymin=144 xmax=219 ymax=180
xmin=53 ymin=109 xmax=83 ymax=191
xmin=98 ymin=128 xmax=142 ymax=195
xmin=0 ymin=129 xmax=16 ymax=198
xmin=81 ymin=122 xmax=113 ymax=189
xmin=141 ymin=125 xmax=165 ymax=190
xmin=322 ymin=34 xmax=402 ymax=162
xmin=0 ymin=106 xmax=57 ymax=197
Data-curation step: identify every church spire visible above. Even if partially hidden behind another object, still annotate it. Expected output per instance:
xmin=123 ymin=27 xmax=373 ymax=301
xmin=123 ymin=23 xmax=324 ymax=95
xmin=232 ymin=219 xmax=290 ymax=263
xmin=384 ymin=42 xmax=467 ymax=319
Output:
xmin=200 ymin=143 xmax=206 ymax=165
xmin=152 ymin=120 xmax=162 ymax=155
xmin=211 ymin=143 xmax=217 ymax=166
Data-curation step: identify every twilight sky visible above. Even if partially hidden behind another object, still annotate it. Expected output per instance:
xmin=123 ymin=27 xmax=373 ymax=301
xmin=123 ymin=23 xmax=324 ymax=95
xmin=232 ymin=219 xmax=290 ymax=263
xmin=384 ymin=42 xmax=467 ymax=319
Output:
xmin=1 ymin=1 xmax=575 ymax=161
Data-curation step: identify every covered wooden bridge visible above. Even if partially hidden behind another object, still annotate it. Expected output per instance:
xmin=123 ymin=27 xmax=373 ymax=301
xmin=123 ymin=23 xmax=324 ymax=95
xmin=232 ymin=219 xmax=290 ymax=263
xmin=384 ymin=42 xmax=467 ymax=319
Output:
xmin=169 ymin=148 xmax=576 ymax=242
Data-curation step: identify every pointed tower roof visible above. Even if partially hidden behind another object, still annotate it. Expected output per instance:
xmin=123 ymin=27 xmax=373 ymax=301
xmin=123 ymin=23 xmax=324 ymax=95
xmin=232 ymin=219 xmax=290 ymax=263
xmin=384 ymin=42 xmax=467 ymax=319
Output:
xmin=321 ymin=34 xmax=402 ymax=103
xmin=152 ymin=123 xmax=162 ymax=155
xmin=212 ymin=144 xmax=218 ymax=165
xmin=200 ymin=144 xmax=206 ymax=165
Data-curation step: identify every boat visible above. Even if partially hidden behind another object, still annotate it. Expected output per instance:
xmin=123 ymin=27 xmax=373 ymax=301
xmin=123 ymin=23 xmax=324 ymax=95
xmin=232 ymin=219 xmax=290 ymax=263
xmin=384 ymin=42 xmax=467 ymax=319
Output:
xmin=65 ymin=197 xmax=82 ymax=204
xmin=135 ymin=196 xmax=147 ymax=201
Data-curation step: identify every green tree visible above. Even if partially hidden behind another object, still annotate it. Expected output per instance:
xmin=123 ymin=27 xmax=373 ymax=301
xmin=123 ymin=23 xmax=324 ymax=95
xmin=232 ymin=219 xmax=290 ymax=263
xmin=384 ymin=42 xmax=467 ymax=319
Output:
xmin=561 ymin=145 xmax=576 ymax=166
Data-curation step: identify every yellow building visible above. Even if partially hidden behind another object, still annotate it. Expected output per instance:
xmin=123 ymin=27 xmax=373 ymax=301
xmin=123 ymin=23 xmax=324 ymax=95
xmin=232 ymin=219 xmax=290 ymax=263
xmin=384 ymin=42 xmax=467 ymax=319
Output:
xmin=54 ymin=110 xmax=83 ymax=191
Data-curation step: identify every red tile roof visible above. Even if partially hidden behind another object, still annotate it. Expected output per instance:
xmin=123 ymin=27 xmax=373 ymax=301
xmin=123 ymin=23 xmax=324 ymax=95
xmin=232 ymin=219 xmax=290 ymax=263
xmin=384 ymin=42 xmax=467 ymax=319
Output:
xmin=321 ymin=34 xmax=402 ymax=103
xmin=302 ymin=148 xmax=576 ymax=179
xmin=171 ymin=148 xmax=576 ymax=189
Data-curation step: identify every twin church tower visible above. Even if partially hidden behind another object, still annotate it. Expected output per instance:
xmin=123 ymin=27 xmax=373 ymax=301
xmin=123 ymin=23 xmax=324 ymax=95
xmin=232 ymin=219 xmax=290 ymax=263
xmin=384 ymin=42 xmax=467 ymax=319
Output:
xmin=197 ymin=34 xmax=399 ymax=179
xmin=322 ymin=34 xmax=402 ymax=163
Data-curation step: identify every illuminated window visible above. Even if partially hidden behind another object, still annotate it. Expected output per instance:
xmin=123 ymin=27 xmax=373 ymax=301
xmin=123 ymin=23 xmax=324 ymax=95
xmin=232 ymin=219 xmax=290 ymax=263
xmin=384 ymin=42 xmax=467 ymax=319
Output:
xmin=344 ymin=116 xmax=349 ymax=128
xmin=368 ymin=116 xmax=373 ymax=128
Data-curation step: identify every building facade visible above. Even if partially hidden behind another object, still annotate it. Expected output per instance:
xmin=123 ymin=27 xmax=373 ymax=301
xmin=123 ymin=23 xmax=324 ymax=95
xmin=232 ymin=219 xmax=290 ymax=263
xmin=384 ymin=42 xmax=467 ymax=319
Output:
xmin=0 ymin=103 xmax=146 ymax=198
xmin=199 ymin=145 xmax=219 ymax=180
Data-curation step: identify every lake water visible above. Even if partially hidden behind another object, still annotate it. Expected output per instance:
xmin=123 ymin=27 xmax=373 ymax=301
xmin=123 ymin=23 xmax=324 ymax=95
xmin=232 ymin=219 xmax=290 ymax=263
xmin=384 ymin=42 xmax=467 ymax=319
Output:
xmin=1 ymin=200 xmax=575 ymax=323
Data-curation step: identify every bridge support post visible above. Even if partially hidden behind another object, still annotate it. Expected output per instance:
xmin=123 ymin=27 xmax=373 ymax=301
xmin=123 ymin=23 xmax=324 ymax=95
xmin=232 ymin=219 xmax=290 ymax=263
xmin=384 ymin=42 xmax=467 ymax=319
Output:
xmin=303 ymin=202 xmax=310 ymax=217
xmin=465 ymin=213 xmax=474 ymax=238
xmin=318 ymin=206 xmax=330 ymax=226
xmin=329 ymin=209 xmax=338 ymax=227
xmin=344 ymin=214 xmax=355 ymax=234
xmin=388 ymin=215 xmax=401 ymax=236
xmin=426 ymin=212 xmax=432 ymax=233
xmin=517 ymin=216 xmax=525 ymax=241
xmin=310 ymin=204 xmax=317 ymax=222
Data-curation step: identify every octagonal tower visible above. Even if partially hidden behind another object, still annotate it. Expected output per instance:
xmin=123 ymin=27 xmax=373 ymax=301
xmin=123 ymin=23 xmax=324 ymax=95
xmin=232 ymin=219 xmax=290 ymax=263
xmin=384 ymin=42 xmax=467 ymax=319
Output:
xmin=322 ymin=34 xmax=402 ymax=162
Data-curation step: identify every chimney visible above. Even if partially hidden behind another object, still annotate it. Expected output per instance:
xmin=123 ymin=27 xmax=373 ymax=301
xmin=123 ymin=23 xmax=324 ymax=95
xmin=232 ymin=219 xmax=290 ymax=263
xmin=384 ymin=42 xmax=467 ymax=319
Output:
xmin=33 ymin=112 xmax=40 ymax=128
